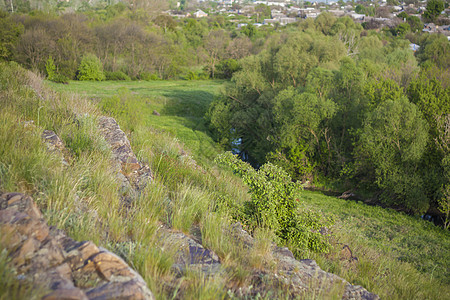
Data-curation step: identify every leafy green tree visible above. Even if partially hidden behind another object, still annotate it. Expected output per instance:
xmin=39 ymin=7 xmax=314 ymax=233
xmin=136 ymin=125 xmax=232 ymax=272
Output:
xmin=77 ymin=54 xmax=105 ymax=81
xmin=417 ymin=34 xmax=450 ymax=69
xmin=357 ymin=97 xmax=429 ymax=214
xmin=240 ymin=23 xmax=257 ymax=38
xmin=272 ymin=87 xmax=337 ymax=180
xmin=355 ymin=4 xmax=366 ymax=15
xmin=0 ymin=13 xmax=23 ymax=61
xmin=397 ymin=11 xmax=409 ymax=20
xmin=423 ymin=0 xmax=445 ymax=22
xmin=314 ymin=12 xmax=337 ymax=35
xmin=406 ymin=16 xmax=423 ymax=33
xmin=393 ymin=22 xmax=411 ymax=37
xmin=331 ymin=57 xmax=365 ymax=161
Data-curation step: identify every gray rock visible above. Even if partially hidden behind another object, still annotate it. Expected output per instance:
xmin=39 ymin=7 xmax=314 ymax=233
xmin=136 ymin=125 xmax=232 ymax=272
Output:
xmin=98 ymin=117 xmax=153 ymax=206
xmin=158 ymin=228 xmax=222 ymax=278
xmin=229 ymin=223 xmax=379 ymax=300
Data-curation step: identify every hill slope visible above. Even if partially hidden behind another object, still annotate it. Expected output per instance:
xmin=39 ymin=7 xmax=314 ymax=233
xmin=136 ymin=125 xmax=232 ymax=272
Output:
xmin=1 ymin=62 xmax=449 ymax=299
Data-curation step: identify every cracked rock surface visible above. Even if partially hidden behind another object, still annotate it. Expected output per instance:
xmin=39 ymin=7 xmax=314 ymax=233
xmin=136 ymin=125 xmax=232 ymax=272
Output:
xmin=98 ymin=117 xmax=153 ymax=206
xmin=0 ymin=192 xmax=154 ymax=300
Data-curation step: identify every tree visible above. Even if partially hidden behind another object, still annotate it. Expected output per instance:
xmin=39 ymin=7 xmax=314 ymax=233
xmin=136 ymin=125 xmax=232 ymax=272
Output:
xmin=357 ymin=98 xmax=429 ymax=214
xmin=417 ymin=34 xmax=450 ymax=69
xmin=314 ymin=12 xmax=337 ymax=35
xmin=355 ymin=4 xmax=366 ymax=15
xmin=15 ymin=28 xmax=55 ymax=72
xmin=407 ymin=15 xmax=423 ymax=33
xmin=423 ymin=0 xmax=445 ymax=23
xmin=393 ymin=22 xmax=411 ymax=37
xmin=0 ymin=13 xmax=24 ymax=61
xmin=154 ymin=14 xmax=176 ymax=33
xmin=272 ymin=87 xmax=337 ymax=180
xmin=204 ymin=29 xmax=229 ymax=78
xmin=241 ymin=23 xmax=257 ymax=38
xmin=397 ymin=11 xmax=409 ymax=20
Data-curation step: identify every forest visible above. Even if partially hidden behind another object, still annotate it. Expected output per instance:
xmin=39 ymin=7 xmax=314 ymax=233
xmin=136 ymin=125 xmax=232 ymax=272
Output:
xmin=0 ymin=0 xmax=449 ymax=222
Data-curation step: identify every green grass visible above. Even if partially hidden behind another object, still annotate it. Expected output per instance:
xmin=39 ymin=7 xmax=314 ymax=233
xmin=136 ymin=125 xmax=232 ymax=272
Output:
xmin=298 ymin=190 xmax=450 ymax=299
xmin=47 ymin=80 xmax=225 ymax=163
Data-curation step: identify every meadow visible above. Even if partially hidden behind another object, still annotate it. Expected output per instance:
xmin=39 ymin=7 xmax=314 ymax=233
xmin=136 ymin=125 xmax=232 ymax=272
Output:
xmin=47 ymin=79 xmax=226 ymax=163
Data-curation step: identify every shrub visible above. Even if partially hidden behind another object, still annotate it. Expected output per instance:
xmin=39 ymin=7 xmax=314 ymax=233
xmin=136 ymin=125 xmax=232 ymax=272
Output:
xmin=215 ymin=152 xmax=332 ymax=255
xmin=185 ymin=71 xmax=198 ymax=80
xmin=46 ymin=57 xmax=69 ymax=84
xmin=215 ymin=59 xmax=241 ymax=79
xmin=140 ymin=72 xmax=160 ymax=81
xmin=77 ymin=54 xmax=105 ymax=81
xmin=105 ymin=71 xmax=131 ymax=81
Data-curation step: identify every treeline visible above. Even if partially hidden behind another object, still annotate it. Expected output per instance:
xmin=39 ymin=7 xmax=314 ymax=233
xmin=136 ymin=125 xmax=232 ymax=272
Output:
xmin=0 ymin=2 xmax=268 ymax=81
xmin=207 ymin=13 xmax=450 ymax=218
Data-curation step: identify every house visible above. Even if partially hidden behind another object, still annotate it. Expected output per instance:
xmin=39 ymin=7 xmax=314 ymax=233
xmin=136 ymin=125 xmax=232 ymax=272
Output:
xmin=194 ymin=9 xmax=208 ymax=18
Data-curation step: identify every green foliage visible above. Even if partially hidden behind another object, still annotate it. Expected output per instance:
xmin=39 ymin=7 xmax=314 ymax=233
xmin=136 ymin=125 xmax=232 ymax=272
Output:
xmin=417 ymin=34 xmax=450 ymax=69
xmin=215 ymin=59 xmax=241 ymax=79
xmin=215 ymin=152 xmax=332 ymax=254
xmin=45 ymin=56 xmax=56 ymax=79
xmin=272 ymin=87 xmax=337 ymax=180
xmin=46 ymin=56 xmax=69 ymax=83
xmin=392 ymin=22 xmax=410 ymax=37
xmin=406 ymin=16 xmax=423 ymax=33
xmin=185 ymin=70 xmax=209 ymax=80
xmin=358 ymin=98 xmax=429 ymax=214
xmin=77 ymin=54 xmax=105 ymax=81
xmin=0 ymin=14 xmax=24 ymax=61
xmin=423 ymin=0 xmax=445 ymax=22
xmin=105 ymin=71 xmax=131 ymax=81
xmin=140 ymin=72 xmax=160 ymax=81
xmin=240 ymin=23 xmax=257 ymax=38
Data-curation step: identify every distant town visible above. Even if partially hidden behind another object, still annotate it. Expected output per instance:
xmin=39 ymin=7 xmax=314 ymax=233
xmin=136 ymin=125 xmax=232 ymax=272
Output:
xmin=166 ymin=0 xmax=450 ymax=40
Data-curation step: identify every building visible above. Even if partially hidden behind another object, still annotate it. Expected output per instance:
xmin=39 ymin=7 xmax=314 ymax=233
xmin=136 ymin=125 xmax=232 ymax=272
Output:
xmin=194 ymin=9 xmax=208 ymax=18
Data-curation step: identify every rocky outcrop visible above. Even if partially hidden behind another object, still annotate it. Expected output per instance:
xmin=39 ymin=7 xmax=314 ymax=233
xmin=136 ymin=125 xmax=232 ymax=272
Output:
xmin=229 ymin=223 xmax=379 ymax=300
xmin=42 ymin=129 xmax=71 ymax=166
xmin=98 ymin=117 xmax=153 ymax=206
xmin=158 ymin=227 xmax=221 ymax=278
xmin=0 ymin=192 xmax=154 ymax=300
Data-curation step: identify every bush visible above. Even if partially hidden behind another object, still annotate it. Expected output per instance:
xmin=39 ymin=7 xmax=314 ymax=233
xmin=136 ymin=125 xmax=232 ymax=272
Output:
xmin=105 ymin=71 xmax=131 ymax=81
xmin=185 ymin=70 xmax=198 ymax=80
xmin=45 ymin=57 xmax=69 ymax=84
xmin=215 ymin=152 xmax=332 ymax=255
xmin=215 ymin=59 xmax=241 ymax=79
xmin=140 ymin=72 xmax=160 ymax=81
xmin=77 ymin=54 xmax=105 ymax=81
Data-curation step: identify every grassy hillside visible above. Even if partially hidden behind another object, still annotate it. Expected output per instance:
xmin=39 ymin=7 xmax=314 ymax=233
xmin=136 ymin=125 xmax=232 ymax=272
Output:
xmin=47 ymin=80 xmax=225 ymax=163
xmin=1 ymin=62 xmax=449 ymax=299
xmin=300 ymin=191 xmax=450 ymax=298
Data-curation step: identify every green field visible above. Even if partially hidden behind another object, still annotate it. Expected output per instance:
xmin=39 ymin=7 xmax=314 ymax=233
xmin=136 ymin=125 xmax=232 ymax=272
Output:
xmin=48 ymin=80 xmax=226 ymax=163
